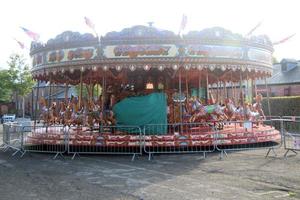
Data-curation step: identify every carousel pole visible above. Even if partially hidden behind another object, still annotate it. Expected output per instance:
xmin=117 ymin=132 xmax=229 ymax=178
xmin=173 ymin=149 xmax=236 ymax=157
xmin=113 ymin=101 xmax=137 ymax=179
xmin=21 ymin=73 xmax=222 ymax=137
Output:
xmin=230 ymin=72 xmax=234 ymax=102
xmin=46 ymin=76 xmax=52 ymax=132
xmin=185 ymin=71 xmax=189 ymax=101
xmin=34 ymin=81 xmax=40 ymax=128
xmin=79 ymin=70 xmax=83 ymax=108
xmin=198 ymin=71 xmax=201 ymax=99
xmin=216 ymin=80 xmax=219 ymax=103
xmin=64 ymin=82 xmax=69 ymax=103
xmin=239 ymin=72 xmax=243 ymax=106
xmin=91 ymin=83 xmax=94 ymax=101
xmin=254 ymin=79 xmax=258 ymax=97
xmin=264 ymin=78 xmax=271 ymax=117
xmin=206 ymin=71 xmax=209 ymax=104
xmin=48 ymin=76 xmax=52 ymax=108
xmin=224 ymin=81 xmax=227 ymax=101
xmin=179 ymin=68 xmax=183 ymax=124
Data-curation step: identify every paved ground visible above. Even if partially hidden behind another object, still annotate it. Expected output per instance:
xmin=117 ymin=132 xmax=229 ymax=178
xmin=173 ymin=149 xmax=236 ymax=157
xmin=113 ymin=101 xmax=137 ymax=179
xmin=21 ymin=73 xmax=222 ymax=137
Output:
xmin=1 ymin=124 xmax=300 ymax=200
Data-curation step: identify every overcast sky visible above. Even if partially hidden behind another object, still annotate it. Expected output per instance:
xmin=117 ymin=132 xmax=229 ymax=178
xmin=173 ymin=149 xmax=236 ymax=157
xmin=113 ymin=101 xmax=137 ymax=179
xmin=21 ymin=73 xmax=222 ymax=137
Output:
xmin=0 ymin=0 xmax=299 ymax=69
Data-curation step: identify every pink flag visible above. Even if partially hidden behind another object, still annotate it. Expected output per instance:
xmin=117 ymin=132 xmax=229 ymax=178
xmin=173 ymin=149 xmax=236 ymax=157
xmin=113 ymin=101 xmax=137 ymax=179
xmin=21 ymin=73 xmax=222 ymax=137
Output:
xmin=20 ymin=27 xmax=40 ymax=42
xmin=273 ymin=34 xmax=296 ymax=45
xmin=84 ymin=16 xmax=95 ymax=30
xmin=179 ymin=14 xmax=188 ymax=34
xmin=13 ymin=38 xmax=25 ymax=49
xmin=246 ymin=21 xmax=262 ymax=37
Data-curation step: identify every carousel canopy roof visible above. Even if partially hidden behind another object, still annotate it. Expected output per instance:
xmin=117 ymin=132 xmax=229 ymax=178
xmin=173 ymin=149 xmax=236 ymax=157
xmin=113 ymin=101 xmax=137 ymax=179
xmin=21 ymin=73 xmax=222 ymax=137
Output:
xmin=30 ymin=25 xmax=274 ymax=84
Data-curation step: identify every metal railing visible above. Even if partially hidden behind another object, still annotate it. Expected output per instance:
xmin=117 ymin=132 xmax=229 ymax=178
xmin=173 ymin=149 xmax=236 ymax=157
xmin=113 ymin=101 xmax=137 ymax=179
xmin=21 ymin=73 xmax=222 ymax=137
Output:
xmin=21 ymin=125 xmax=68 ymax=159
xmin=143 ymin=122 xmax=216 ymax=160
xmin=281 ymin=119 xmax=300 ymax=158
xmin=1 ymin=122 xmax=23 ymax=156
xmin=215 ymin=120 xmax=283 ymax=159
xmin=67 ymin=125 xmax=142 ymax=160
xmin=2 ymin=118 xmax=298 ymax=161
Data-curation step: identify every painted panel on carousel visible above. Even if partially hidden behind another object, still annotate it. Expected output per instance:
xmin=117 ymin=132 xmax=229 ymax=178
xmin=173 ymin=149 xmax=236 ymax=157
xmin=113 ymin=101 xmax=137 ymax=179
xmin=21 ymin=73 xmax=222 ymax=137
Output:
xmin=32 ymin=53 xmax=43 ymax=67
xmin=104 ymin=45 xmax=177 ymax=58
xmin=247 ymin=48 xmax=272 ymax=64
xmin=186 ymin=45 xmax=244 ymax=59
xmin=45 ymin=47 xmax=97 ymax=63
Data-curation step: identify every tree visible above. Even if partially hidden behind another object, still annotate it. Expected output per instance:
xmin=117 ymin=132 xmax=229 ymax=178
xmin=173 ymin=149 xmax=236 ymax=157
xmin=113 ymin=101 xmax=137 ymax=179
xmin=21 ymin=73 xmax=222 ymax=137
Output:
xmin=272 ymin=56 xmax=279 ymax=64
xmin=6 ymin=54 xmax=35 ymax=117
xmin=0 ymin=69 xmax=13 ymax=102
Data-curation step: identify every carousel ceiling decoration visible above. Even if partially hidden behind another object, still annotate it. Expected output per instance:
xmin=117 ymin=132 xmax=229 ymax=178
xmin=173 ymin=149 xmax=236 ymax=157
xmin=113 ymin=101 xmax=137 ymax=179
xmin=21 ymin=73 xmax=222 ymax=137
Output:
xmin=30 ymin=26 xmax=274 ymax=81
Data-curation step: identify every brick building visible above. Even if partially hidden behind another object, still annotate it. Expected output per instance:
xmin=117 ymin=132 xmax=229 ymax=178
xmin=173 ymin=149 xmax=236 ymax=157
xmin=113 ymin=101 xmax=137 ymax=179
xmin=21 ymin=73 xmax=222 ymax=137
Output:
xmin=257 ymin=59 xmax=300 ymax=97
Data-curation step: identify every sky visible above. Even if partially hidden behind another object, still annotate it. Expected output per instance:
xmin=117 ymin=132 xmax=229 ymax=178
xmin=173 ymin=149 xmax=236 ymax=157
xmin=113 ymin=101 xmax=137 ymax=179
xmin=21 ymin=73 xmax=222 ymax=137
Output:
xmin=0 ymin=0 xmax=299 ymax=69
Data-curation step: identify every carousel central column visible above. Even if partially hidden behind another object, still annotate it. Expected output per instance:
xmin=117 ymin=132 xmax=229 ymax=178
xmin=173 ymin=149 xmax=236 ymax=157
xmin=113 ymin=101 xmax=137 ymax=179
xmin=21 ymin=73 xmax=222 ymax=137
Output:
xmin=79 ymin=69 xmax=83 ymax=108
xmin=179 ymin=68 xmax=183 ymax=124
xmin=34 ymin=81 xmax=40 ymax=128
xmin=206 ymin=71 xmax=209 ymax=104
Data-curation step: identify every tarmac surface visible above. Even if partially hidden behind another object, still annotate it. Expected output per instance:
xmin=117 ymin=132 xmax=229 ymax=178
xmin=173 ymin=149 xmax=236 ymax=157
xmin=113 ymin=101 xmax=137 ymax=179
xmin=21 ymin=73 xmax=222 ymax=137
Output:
xmin=0 ymin=124 xmax=300 ymax=200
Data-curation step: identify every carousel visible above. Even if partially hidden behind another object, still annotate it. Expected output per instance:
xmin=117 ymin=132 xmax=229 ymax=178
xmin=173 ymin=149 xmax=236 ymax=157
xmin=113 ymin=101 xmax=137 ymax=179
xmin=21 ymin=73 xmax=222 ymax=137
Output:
xmin=28 ymin=25 xmax=280 ymax=152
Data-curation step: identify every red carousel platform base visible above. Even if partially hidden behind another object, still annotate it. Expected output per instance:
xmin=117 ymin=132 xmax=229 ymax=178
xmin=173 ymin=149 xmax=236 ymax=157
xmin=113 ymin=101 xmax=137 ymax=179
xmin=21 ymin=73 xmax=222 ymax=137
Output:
xmin=23 ymin=123 xmax=281 ymax=153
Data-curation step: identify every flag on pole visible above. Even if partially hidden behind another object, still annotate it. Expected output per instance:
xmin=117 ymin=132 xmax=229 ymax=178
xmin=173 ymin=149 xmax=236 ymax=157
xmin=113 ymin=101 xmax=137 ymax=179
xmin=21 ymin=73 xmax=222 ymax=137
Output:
xmin=13 ymin=38 xmax=25 ymax=49
xmin=273 ymin=33 xmax=296 ymax=45
xmin=178 ymin=14 xmax=187 ymax=35
xmin=245 ymin=21 xmax=263 ymax=37
xmin=84 ymin=16 xmax=95 ymax=30
xmin=20 ymin=27 xmax=40 ymax=42
xmin=84 ymin=16 xmax=98 ymax=37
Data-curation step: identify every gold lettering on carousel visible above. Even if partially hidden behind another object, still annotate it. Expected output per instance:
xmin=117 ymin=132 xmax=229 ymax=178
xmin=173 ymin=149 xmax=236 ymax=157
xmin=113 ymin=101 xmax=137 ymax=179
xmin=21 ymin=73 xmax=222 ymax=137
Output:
xmin=113 ymin=45 xmax=171 ymax=58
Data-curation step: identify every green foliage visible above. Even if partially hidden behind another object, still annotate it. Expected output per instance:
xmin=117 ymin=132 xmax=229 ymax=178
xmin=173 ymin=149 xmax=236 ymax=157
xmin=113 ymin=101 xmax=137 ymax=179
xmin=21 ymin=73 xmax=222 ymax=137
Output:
xmin=6 ymin=54 xmax=35 ymax=97
xmin=0 ymin=70 xmax=12 ymax=102
xmin=0 ymin=54 xmax=35 ymax=104
xmin=262 ymin=96 xmax=300 ymax=116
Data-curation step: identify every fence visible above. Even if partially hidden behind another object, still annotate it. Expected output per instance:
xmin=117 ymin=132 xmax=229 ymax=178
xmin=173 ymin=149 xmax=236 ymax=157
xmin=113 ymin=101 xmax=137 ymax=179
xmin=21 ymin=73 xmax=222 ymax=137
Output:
xmin=281 ymin=119 xmax=300 ymax=158
xmin=215 ymin=119 xmax=283 ymax=159
xmin=1 ymin=118 xmax=295 ymax=160
xmin=144 ymin=122 xmax=216 ymax=160
xmin=1 ymin=122 xmax=23 ymax=156
xmin=67 ymin=125 xmax=142 ymax=160
xmin=21 ymin=125 xmax=68 ymax=159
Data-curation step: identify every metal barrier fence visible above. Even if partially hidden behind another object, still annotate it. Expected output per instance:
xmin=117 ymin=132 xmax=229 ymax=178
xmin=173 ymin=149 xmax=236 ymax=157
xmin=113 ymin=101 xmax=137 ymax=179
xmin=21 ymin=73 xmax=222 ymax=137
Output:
xmin=215 ymin=120 xmax=283 ymax=159
xmin=1 ymin=123 xmax=23 ymax=156
xmin=144 ymin=122 xmax=216 ymax=160
xmin=0 ymin=119 xmax=293 ymax=160
xmin=21 ymin=125 xmax=67 ymax=159
xmin=67 ymin=125 xmax=142 ymax=160
xmin=282 ymin=119 xmax=300 ymax=158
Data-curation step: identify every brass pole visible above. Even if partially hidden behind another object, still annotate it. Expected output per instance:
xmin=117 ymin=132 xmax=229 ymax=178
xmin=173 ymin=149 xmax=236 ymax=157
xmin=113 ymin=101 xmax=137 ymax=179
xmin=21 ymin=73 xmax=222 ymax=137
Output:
xmin=79 ymin=70 xmax=83 ymax=108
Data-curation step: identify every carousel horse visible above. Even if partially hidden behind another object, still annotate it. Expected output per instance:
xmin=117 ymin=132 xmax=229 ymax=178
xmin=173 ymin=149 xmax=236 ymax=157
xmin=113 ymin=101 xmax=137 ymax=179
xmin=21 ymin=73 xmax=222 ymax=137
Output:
xmin=189 ymin=100 xmax=227 ymax=124
xmin=63 ymin=103 xmax=73 ymax=127
xmin=245 ymin=103 xmax=260 ymax=121
xmin=253 ymin=94 xmax=265 ymax=120
xmin=224 ymin=98 xmax=244 ymax=121
xmin=49 ymin=102 xmax=59 ymax=125
xmin=58 ymin=101 xmax=67 ymax=125
xmin=38 ymin=97 xmax=53 ymax=124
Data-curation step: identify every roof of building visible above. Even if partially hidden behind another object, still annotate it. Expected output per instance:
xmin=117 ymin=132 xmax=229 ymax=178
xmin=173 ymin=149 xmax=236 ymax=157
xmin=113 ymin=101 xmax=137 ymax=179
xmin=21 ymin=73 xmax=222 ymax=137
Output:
xmin=257 ymin=59 xmax=300 ymax=85
xmin=45 ymin=86 xmax=77 ymax=100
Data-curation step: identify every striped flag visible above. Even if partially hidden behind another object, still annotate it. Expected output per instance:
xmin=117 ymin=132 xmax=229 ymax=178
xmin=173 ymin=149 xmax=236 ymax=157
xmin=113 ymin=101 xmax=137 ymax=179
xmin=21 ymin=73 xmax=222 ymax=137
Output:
xmin=13 ymin=38 xmax=25 ymax=49
xmin=84 ymin=16 xmax=95 ymax=30
xmin=273 ymin=34 xmax=296 ymax=45
xmin=245 ymin=21 xmax=263 ymax=37
xmin=20 ymin=27 xmax=40 ymax=42
xmin=84 ymin=16 xmax=98 ymax=37
xmin=178 ymin=14 xmax=187 ymax=35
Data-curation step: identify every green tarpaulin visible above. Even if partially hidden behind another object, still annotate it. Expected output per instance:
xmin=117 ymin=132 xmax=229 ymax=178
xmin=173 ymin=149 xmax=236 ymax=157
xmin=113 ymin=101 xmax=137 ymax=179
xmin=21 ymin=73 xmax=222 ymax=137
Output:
xmin=113 ymin=93 xmax=167 ymax=134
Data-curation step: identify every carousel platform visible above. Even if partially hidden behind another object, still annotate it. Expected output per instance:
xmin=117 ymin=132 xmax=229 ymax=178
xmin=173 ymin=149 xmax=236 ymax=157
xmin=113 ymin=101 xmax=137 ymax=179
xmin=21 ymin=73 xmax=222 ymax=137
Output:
xmin=22 ymin=123 xmax=281 ymax=153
